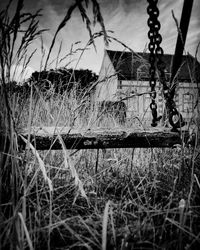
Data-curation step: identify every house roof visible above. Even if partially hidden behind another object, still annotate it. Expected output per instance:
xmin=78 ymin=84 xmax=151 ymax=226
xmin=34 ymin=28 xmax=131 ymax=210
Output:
xmin=106 ymin=49 xmax=200 ymax=82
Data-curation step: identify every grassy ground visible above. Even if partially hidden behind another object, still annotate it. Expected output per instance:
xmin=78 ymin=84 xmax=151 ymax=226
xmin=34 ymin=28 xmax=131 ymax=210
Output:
xmin=1 ymin=88 xmax=200 ymax=250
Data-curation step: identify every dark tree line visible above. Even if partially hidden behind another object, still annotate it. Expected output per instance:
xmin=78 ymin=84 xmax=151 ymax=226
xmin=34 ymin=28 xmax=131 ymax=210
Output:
xmin=5 ymin=68 xmax=98 ymax=99
xmin=31 ymin=68 xmax=98 ymax=95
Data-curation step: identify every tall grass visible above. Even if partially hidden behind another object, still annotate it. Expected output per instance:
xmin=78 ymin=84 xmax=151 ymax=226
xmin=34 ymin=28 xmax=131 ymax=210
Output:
xmin=1 ymin=1 xmax=200 ymax=250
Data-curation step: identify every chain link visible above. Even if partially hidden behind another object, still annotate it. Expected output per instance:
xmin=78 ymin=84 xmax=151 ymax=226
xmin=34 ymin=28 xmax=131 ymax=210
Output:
xmin=147 ymin=0 xmax=161 ymax=127
xmin=147 ymin=0 xmax=185 ymax=130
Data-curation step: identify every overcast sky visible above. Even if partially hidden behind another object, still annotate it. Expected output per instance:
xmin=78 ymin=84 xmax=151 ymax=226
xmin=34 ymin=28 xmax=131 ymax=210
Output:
xmin=1 ymin=0 xmax=200 ymax=80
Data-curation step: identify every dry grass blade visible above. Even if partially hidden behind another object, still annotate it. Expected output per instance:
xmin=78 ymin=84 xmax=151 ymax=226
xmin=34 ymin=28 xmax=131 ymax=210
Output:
xmin=165 ymin=217 xmax=198 ymax=240
xmin=194 ymin=174 xmax=200 ymax=189
xmin=78 ymin=216 xmax=100 ymax=247
xmin=76 ymin=1 xmax=93 ymax=49
xmin=102 ymin=200 xmax=111 ymax=250
xmin=9 ymin=0 xmax=24 ymax=62
xmin=44 ymin=3 xmax=77 ymax=69
xmin=19 ymin=135 xmax=53 ymax=192
xmin=109 ymin=203 xmax=116 ymax=247
xmin=45 ymin=0 xmax=109 ymax=69
xmin=91 ymin=0 xmax=108 ymax=46
xmin=18 ymin=212 xmax=34 ymax=250
xmin=58 ymin=134 xmax=88 ymax=201
xmin=16 ymin=10 xmax=46 ymax=62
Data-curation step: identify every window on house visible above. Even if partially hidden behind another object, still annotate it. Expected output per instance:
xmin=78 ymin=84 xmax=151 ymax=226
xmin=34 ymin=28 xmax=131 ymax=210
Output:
xmin=117 ymin=80 xmax=122 ymax=89
xmin=182 ymin=93 xmax=194 ymax=113
xmin=137 ymin=65 xmax=149 ymax=81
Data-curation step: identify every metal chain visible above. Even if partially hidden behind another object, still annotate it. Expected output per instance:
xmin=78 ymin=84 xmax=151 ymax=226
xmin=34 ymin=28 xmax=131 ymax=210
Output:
xmin=147 ymin=0 xmax=161 ymax=127
xmin=147 ymin=0 xmax=185 ymax=130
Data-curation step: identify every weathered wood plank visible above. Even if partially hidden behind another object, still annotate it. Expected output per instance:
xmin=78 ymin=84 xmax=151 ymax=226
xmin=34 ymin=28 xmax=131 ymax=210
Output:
xmin=13 ymin=127 xmax=192 ymax=150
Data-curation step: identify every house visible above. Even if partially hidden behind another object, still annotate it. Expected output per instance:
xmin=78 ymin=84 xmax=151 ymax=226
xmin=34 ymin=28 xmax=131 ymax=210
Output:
xmin=95 ymin=49 xmax=200 ymax=123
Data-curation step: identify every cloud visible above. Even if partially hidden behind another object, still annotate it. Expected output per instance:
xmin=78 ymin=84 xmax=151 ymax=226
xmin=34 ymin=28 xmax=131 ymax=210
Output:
xmin=1 ymin=0 xmax=199 ymax=76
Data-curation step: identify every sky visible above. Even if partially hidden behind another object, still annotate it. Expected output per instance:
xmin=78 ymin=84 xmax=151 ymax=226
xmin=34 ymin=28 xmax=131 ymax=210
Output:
xmin=1 ymin=0 xmax=200 ymax=80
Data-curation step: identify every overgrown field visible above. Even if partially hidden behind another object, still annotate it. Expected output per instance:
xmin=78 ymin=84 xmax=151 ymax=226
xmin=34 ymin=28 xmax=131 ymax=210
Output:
xmin=1 ymin=1 xmax=200 ymax=250
xmin=1 ymin=86 xmax=200 ymax=250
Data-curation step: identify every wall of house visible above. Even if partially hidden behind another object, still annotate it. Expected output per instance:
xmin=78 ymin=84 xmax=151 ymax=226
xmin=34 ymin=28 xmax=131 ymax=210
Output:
xmin=95 ymin=50 xmax=199 ymax=124
xmin=95 ymin=51 xmax=118 ymax=102
xmin=118 ymin=79 xmax=198 ymax=122
xmin=118 ymin=80 xmax=162 ymax=120
xmin=175 ymin=81 xmax=199 ymax=121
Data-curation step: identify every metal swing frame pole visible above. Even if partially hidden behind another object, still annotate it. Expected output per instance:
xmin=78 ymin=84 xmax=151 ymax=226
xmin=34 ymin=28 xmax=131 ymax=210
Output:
xmin=170 ymin=0 xmax=194 ymax=91
xmin=147 ymin=0 xmax=194 ymax=130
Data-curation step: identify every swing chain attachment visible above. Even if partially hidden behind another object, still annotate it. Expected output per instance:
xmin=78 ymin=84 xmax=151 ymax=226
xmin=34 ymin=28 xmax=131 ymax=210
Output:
xmin=147 ymin=0 xmax=185 ymax=130
xmin=147 ymin=0 xmax=162 ymax=127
